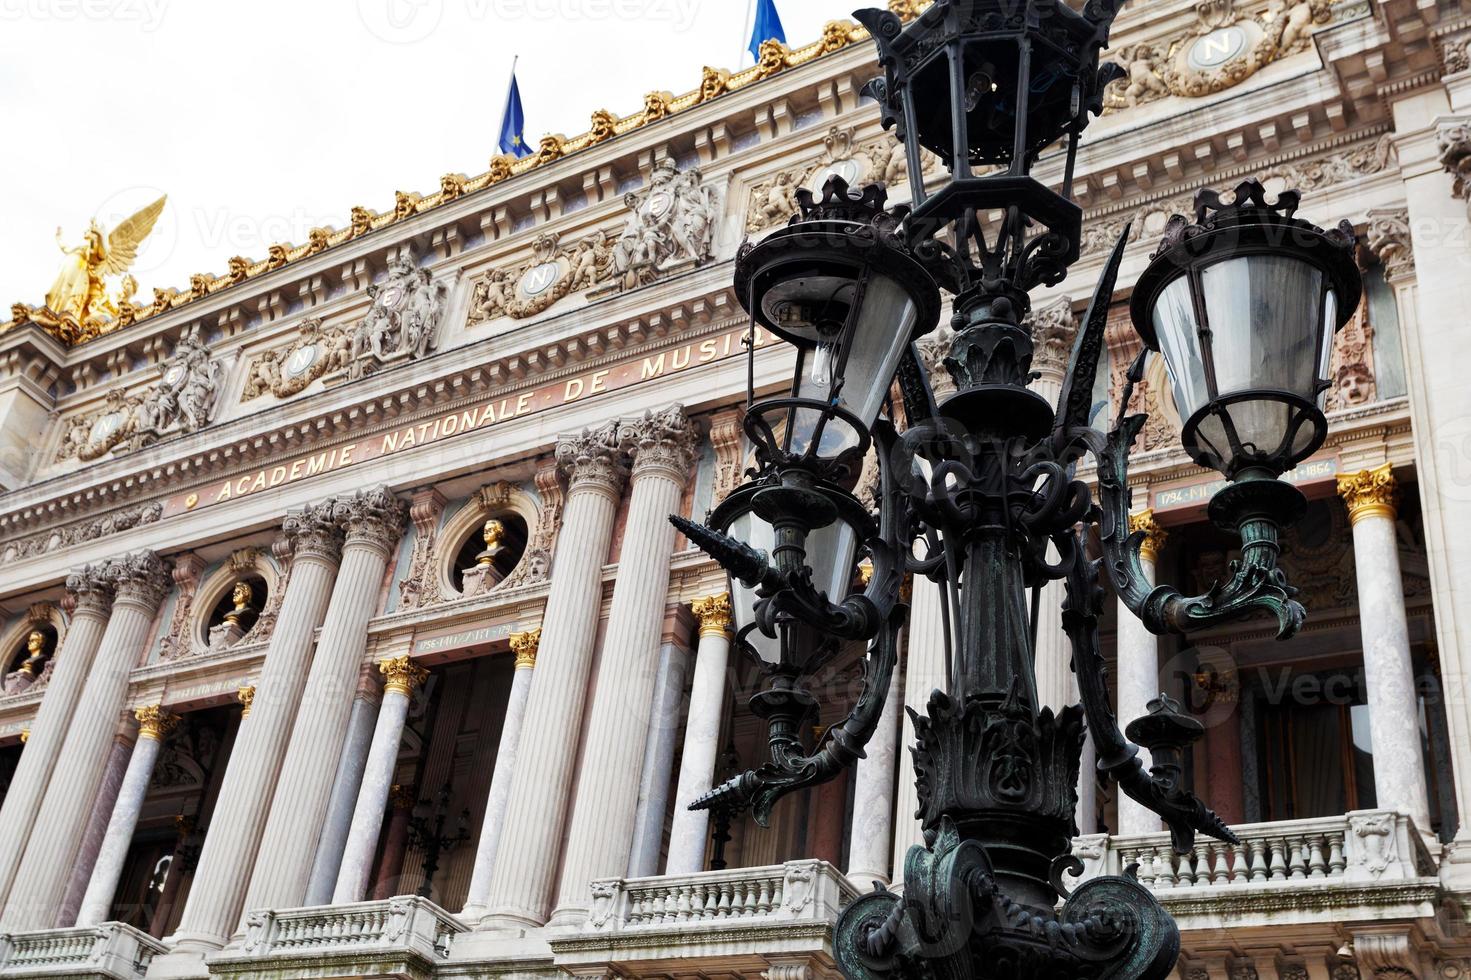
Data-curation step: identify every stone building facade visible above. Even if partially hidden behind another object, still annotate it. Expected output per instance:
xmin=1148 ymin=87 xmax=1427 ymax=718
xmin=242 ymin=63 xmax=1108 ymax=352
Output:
xmin=0 ymin=1 xmax=1469 ymax=977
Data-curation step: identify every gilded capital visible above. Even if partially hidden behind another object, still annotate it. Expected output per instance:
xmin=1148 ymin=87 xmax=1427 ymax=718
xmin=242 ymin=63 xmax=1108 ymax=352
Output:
xmin=691 ymin=593 xmax=733 ymax=639
xmin=1337 ymin=463 xmax=1397 ymax=526
xmin=135 ymin=705 xmax=180 ymax=741
xmin=620 ymin=404 xmax=700 ymax=481
xmin=238 ymin=686 xmax=256 ymax=718
xmin=20 ymin=729 xmax=29 ymax=745
xmin=379 ymin=655 xmax=430 ymax=697
xmin=556 ymin=422 xmax=629 ymax=495
xmin=1129 ymin=510 xmax=1169 ymax=565
xmin=511 ymin=628 xmax=542 ymax=670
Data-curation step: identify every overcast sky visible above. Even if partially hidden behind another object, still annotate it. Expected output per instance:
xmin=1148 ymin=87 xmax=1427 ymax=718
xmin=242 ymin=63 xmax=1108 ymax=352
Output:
xmin=0 ymin=0 xmax=863 ymax=310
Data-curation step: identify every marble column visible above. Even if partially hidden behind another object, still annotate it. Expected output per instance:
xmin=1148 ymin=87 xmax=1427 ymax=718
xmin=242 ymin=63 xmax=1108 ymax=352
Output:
xmin=552 ymin=406 xmax=698 ymax=927
xmin=1117 ymin=511 xmax=1166 ymax=837
xmin=481 ymin=424 xmax=628 ymax=929
xmin=847 ymin=621 xmax=904 ymax=889
xmin=4 ymin=551 xmax=170 ymax=931
xmin=0 ymin=568 xmax=114 ymax=913
xmin=304 ymin=671 xmax=383 ymax=906
xmin=665 ymin=594 xmax=734 ymax=875
xmin=332 ymin=656 xmax=431 ymax=903
xmin=892 ymin=575 xmax=948 ymax=883
xmin=371 ymin=786 xmax=415 ymax=900
xmin=1339 ymin=465 xmax=1433 ymax=832
xmin=244 ymin=487 xmax=406 ymax=919
xmin=627 ymin=629 xmax=693 ymax=879
xmin=461 ymin=629 xmax=540 ymax=919
xmin=809 ymin=766 xmax=848 ymax=866
xmin=57 ymin=721 xmax=138 ymax=926
xmin=76 ymin=707 xmax=180 ymax=927
xmin=167 ymin=504 xmax=344 ymax=953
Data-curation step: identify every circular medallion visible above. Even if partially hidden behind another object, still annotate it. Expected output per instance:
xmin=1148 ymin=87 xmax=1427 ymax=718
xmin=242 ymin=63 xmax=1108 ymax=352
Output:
xmin=89 ymin=412 xmax=124 ymax=445
xmin=647 ymin=190 xmax=675 ymax=220
xmin=284 ymin=344 xmax=321 ymax=379
xmin=377 ymin=285 xmax=405 ymax=310
xmin=163 ymin=364 xmax=186 ymax=388
xmin=1187 ymin=26 xmax=1249 ymax=70
xmin=519 ymin=261 xmax=563 ymax=298
xmin=810 ymin=159 xmax=862 ymax=191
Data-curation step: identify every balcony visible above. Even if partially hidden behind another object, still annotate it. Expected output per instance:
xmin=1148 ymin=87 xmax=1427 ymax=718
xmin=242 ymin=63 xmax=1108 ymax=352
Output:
xmin=206 ymin=896 xmax=465 ymax=980
xmin=551 ymin=860 xmax=857 ymax=977
xmin=0 ymin=922 xmax=165 ymax=980
xmin=1069 ymin=810 xmax=1440 ymax=931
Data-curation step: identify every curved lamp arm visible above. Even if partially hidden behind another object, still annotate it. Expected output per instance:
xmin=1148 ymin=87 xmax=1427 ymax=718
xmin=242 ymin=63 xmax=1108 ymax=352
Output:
xmin=671 ymin=421 xmax=910 ymax=826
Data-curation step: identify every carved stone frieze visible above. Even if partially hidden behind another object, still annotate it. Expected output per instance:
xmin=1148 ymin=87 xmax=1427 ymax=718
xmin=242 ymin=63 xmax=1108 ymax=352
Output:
xmin=707 ymin=408 xmax=745 ymax=506
xmin=557 ymin=421 xmax=629 ymax=495
xmin=1325 ymin=299 xmax=1377 ymax=411
xmin=0 ymin=501 xmax=163 ymax=565
xmin=621 ymin=404 xmax=700 ymax=481
xmin=121 ymin=327 xmax=226 ymax=455
xmin=501 ymin=458 xmax=563 ymax=590
xmin=607 ymin=159 xmax=718 ymax=292
xmin=1025 ymin=297 xmax=1078 ymax=386
xmin=339 ymin=250 xmax=447 ymax=383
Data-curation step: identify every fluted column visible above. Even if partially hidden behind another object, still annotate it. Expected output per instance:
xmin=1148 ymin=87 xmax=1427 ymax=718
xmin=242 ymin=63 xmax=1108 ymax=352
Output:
xmin=1117 ymin=511 xmax=1166 ymax=836
xmin=666 ymin=595 xmax=733 ymax=875
xmin=57 ymin=720 xmax=137 ymax=926
xmin=76 ymin=707 xmax=180 ymax=926
xmin=461 ymin=629 xmax=540 ymax=919
xmin=4 ymin=551 xmax=170 ymax=930
xmin=332 ymin=655 xmax=430 ymax=903
xmin=848 ymin=624 xmax=904 ymax=888
xmin=627 ymin=632 xmax=693 ymax=878
xmin=1339 ymin=465 xmax=1433 ymax=832
xmin=893 ymin=575 xmax=948 ymax=884
xmin=168 ymin=505 xmax=344 ymax=953
xmin=552 ymin=406 xmax=698 ymax=927
xmin=304 ymin=672 xmax=381 ymax=906
xmin=0 ymin=570 xmax=114 ymax=912
xmin=481 ymin=424 xmax=628 ymax=929
xmin=244 ymin=487 xmax=406 ymax=919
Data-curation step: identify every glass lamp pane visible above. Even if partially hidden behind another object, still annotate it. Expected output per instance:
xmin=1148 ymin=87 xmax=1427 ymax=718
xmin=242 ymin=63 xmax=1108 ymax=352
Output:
xmin=1201 ymin=255 xmax=1325 ymax=404
xmin=1151 ymin=277 xmax=1211 ymax=422
xmin=726 ymin=510 xmax=782 ymax=666
xmin=1318 ymin=290 xmax=1339 ymax=409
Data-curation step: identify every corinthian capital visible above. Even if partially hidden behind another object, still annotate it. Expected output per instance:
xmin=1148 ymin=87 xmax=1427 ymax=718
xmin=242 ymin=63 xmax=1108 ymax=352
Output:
xmin=621 ymin=404 xmax=700 ymax=481
xmin=338 ymin=486 xmax=408 ymax=557
xmin=282 ymin=501 xmax=347 ymax=566
xmin=1025 ymin=297 xmax=1077 ymax=385
xmin=1439 ymin=119 xmax=1471 ymax=211
xmin=556 ymin=421 xmax=629 ymax=495
xmin=65 ymin=563 xmax=117 ymax=618
xmin=105 ymin=550 xmax=173 ymax=612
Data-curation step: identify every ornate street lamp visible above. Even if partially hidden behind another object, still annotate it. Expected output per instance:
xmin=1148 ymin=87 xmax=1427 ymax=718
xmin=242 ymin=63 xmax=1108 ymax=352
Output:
xmin=673 ymin=2 xmax=1361 ymax=977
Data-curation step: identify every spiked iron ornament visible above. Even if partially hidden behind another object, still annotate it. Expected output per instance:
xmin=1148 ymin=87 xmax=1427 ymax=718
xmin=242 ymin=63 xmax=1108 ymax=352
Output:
xmin=672 ymin=3 xmax=1361 ymax=978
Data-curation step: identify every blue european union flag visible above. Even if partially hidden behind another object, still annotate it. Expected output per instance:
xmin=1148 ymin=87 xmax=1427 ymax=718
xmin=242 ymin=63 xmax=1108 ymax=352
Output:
xmin=498 ymin=70 xmax=532 ymax=159
xmin=748 ymin=0 xmax=786 ymax=62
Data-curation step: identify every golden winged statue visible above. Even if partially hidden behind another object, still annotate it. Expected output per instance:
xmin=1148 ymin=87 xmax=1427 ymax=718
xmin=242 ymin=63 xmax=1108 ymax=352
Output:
xmin=41 ymin=195 xmax=166 ymax=341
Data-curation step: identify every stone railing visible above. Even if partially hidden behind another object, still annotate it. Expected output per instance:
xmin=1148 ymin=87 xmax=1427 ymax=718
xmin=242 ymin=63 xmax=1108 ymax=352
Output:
xmin=585 ymin=859 xmax=857 ymax=933
xmin=0 ymin=922 xmax=165 ymax=979
xmin=208 ymin=897 xmax=465 ymax=977
xmin=1068 ymin=810 xmax=1440 ymax=930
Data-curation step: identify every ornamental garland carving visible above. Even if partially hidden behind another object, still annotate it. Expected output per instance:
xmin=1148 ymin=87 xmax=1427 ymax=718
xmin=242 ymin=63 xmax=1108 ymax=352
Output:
xmin=466 ymin=231 xmax=612 ymax=327
xmin=1103 ymin=0 xmax=1333 ymax=110
xmin=241 ymin=317 xmax=353 ymax=402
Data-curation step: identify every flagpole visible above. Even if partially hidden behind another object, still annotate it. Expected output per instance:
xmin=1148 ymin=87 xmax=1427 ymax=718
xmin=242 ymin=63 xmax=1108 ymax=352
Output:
xmin=740 ymin=0 xmax=756 ymax=65
xmin=493 ymin=54 xmax=520 ymax=155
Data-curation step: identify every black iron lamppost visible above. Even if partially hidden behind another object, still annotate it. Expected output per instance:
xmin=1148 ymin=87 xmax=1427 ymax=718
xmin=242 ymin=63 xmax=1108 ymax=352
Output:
xmin=406 ymin=784 xmax=470 ymax=900
xmin=673 ymin=2 xmax=1361 ymax=978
